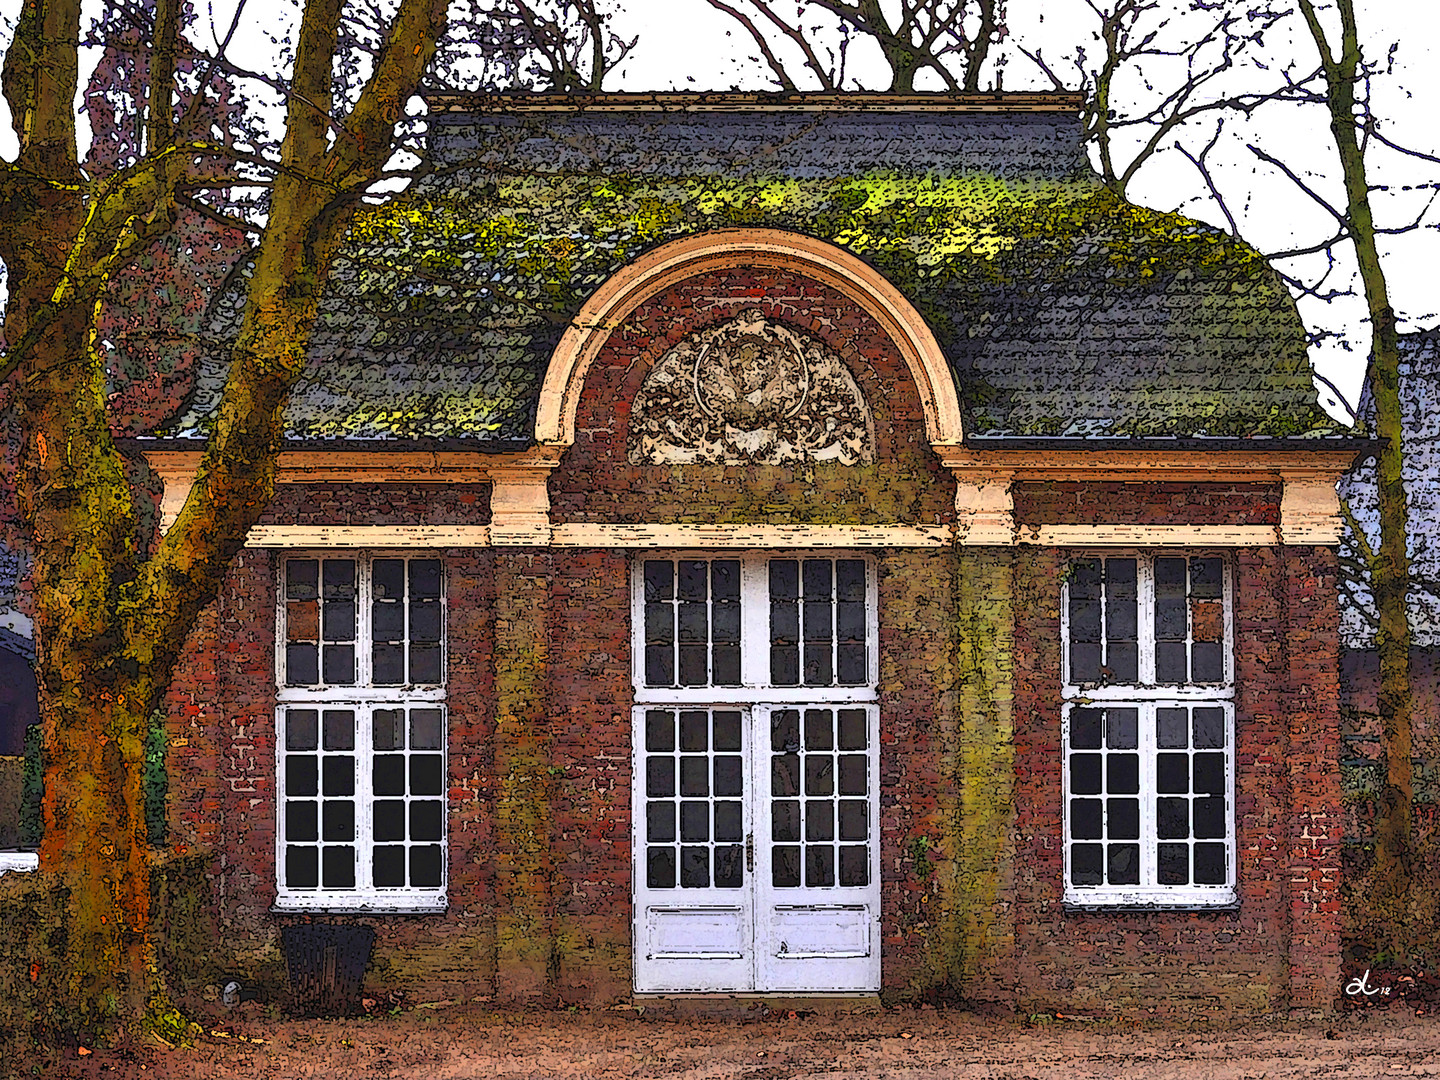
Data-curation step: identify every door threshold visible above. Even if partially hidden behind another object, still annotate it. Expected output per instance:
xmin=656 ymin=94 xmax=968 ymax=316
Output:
xmin=626 ymin=993 xmax=883 ymax=1017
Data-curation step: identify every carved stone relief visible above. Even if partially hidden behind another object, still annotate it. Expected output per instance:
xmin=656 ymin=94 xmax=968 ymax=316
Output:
xmin=627 ymin=310 xmax=875 ymax=465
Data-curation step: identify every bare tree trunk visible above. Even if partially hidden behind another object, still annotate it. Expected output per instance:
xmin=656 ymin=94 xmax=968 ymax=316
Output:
xmin=1298 ymin=0 xmax=1415 ymax=958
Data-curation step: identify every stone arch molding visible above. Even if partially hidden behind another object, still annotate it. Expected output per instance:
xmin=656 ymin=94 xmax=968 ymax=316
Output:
xmin=534 ymin=229 xmax=964 ymax=450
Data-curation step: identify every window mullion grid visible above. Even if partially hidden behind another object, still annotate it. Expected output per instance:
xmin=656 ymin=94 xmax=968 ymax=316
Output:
xmin=741 ymin=561 xmax=767 ymax=688
xmin=1139 ymin=557 xmax=1156 ymax=686
xmin=357 ymin=704 xmax=373 ymax=894
xmin=1098 ymin=558 xmax=1109 ymax=679
xmin=1139 ymin=702 xmax=1157 ymax=889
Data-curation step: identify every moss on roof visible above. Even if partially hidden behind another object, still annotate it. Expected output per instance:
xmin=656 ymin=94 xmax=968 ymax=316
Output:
xmin=175 ymin=109 xmax=1330 ymax=442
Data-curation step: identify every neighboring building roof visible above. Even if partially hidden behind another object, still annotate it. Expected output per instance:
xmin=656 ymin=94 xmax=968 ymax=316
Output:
xmin=1340 ymin=330 xmax=1440 ymax=648
xmin=171 ymin=93 xmax=1335 ymax=444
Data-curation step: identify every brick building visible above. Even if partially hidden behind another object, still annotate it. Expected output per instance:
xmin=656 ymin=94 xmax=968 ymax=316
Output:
xmin=137 ymin=94 xmax=1368 ymax=1011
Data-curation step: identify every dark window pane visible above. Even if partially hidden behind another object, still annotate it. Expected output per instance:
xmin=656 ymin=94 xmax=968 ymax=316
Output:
xmin=838 ymin=644 xmax=867 ymax=685
xmin=1107 ymin=642 xmax=1138 ymax=683
xmin=804 ymin=756 xmax=834 ymax=797
xmin=647 ymin=802 xmax=676 ymax=843
xmin=1193 ymin=753 xmax=1225 ymax=796
xmin=373 ymin=601 xmax=405 ymax=638
xmin=839 ymin=799 xmax=868 ymax=841
xmin=712 ymin=644 xmax=740 ymax=685
xmin=322 ymin=846 xmax=355 ymax=889
xmin=1192 ymin=642 xmax=1224 ymax=683
xmin=410 ymin=800 xmax=443 ymax=842
xmin=323 ymin=644 xmax=355 ymax=685
xmin=805 ymin=845 xmax=835 ymax=888
xmin=323 ymin=800 xmax=355 ymax=842
xmin=711 ymin=560 xmax=740 ymax=601
xmin=323 ymin=710 xmax=354 ymax=751
xmin=772 ymin=711 xmax=800 ymax=753
xmin=1193 ymin=708 xmax=1226 ymax=749
xmin=410 ymin=844 xmax=443 ymax=888
xmin=839 ymin=845 xmax=868 ymax=887
xmin=714 ymin=801 xmax=743 ymax=843
xmin=1155 ymin=597 xmax=1187 ymax=642
xmin=1070 ymin=709 xmax=1102 ymax=750
xmin=373 ymin=846 xmax=405 ymax=888
xmin=715 ymin=845 xmax=744 ymax=889
xmin=287 ymin=644 xmax=319 ymax=686
xmin=680 ymin=846 xmax=709 ymax=888
xmin=286 ymin=559 xmax=318 ymax=600
xmin=771 ymin=646 xmax=800 ymax=685
xmin=286 ymin=801 xmax=318 ymax=842
xmin=410 ymin=755 xmax=444 ymax=797
xmin=323 ymin=559 xmax=355 ymax=596
xmin=803 ymin=560 xmax=832 ymax=602
xmin=287 ymin=710 xmax=319 ymax=751
xmin=678 ymin=604 xmax=708 ymax=644
xmin=803 ymin=643 xmax=832 ymax=686
xmin=1155 ymin=642 xmax=1187 ymax=683
xmin=1194 ymin=843 xmax=1227 ymax=884
xmin=1158 ymin=843 xmax=1189 ymax=885
xmin=1070 ymin=643 xmax=1102 ymax=684
xmin=1070 ymin=798 xmax=1103 ymax=840
xmin=1194 ymin=796 xmax=1226 ymax=839
xmin=678 ymin=644 xmax=707 ymax=686
xmin=837 ymin=560 xmax=866 ymax=601
xmin=1190 ymin=557 xmax=1224 ymax=599
xmin=1069 ymin=600 xmax=1101 ymax=643
xmin=647 ymin=847 xmax=676 ymax=889
xmin=678 ymin=561 xmax=707 ymax=603
xmin=769 ymin=560 xmax=798 ymax=600
xmin=806 ymin=800 xmax=835 ymax=842
xmin=1071 ymin=844 xmax=1103 ymax=886
xmin=1157 ymin=754 xmax=1188 ymax=794
xmin=1158 ymin=708 xmax=1189 ymax=749
xmin=714 ymin=756 xmax=743 ymax=797
xmin=771 ymin=600 xmax=799 ymax=645
xmin=322 ymin=756 xmax=354 ymax=797
xmin=1108 ymin=843 xmax=1140 ymax=885
xmin=1106 ymin=558 xmax=1137 ymax=586
xmin=680 ymin=757 xmax=709 ymax=797
xmin=773 ymin=845 xmax=801 ymax=888
xmin=1157 ymin=797 xmax=1189 ymax=839
xmin=646 ymin=758 xmax=675 ymax=799
xmin=374 ymin=755 xmax=405 ymax=797
xmin=411 ymin=710 xmax=443 ymax=751
xmin=838 ymin=710 xmax=867 ymax=751
xmin=643 ymin=561 xmax=673 ymax=602
xmin=286 ymin=845 xmax=319 ymax=889
xmin=772 ymin=755 xmax=800 ymax=797
xmin=1070 ymin=754 xmax=1102 ymax=796
xmin=373 ymin=559 xmax=405 ymax=600
xmin=286 ymin=755 xmax=318 ymax=797
xmin=714 ymin=712 xmax=742 ymax=752
xmin=1105 ymin=709 xmax=1138 ymax=750
xmin=374 ymin=800 xmax=405 ymax=842
xmin=1156 ymin=557 xmax=1187 ymax=589
xmin=712 ymin=602 xmax=740 ymax=643
xmin=1070 ymin=560 xmax=1101 ymax=599
xmin=323 ymin=599 xmax=355 ymax=641
xmin=372 ymin=644 xmax=405 ymax=684
xmin=804 ymin=600 xmax=832 ymax=643
xmin=1108 ymin=754 xmax=1139 ymax=795
xmin=837 ymin=600 xmax=865 ymax=642
xmin=645 ymin=602 xmax=674 ymax=645
xmin=1106 ymin=593 xmax=1137 ymax=642
xmin=645 ymin=645 xmax=673 ymax=687
xmin=805 ymin=710 xmax=834 ymax=751
xmin=680 ymin=801 xmax=709 ymax=842
xmin=410 ymin=601 xmax=442 ymax=644
xmin=773 ymin=800 xmax=800 ymax=842
xmin=645 ymin=711 xmax=674 ymax=752
xmin=410 ymin=559 xmax=442 ymax=599
xmin=1107 ymin=798 xmax=1139 ymax=840
xmin=680 ymin=711 xmax=708 ymax=752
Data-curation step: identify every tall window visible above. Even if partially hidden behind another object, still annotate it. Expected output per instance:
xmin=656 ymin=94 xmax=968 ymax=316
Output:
xmin=276 ymin=554 xmax=446 ymax=912
xmin=1061 ymin=554 xmax=1235 ymax=907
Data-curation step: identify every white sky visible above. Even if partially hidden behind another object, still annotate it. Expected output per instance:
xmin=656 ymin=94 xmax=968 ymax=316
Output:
xmin=4 ymin=0 xmax=1440 ymax=423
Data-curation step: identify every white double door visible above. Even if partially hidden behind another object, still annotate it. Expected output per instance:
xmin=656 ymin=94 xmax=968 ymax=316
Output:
xmin=632 ymin=702 xmax=880 ymax=993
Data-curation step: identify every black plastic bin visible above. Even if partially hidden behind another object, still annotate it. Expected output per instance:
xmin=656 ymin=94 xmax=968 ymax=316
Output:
xmin=281 ymin=924 xmax=376 ymax=1016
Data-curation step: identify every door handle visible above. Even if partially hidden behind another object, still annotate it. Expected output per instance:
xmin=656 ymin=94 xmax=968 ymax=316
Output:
xmin=746 ymin=832 xmax=754 ymax=873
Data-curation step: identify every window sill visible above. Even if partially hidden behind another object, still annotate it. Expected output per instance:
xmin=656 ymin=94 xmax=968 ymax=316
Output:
xmin=272 ymin=894 xmax=448 ymax=916
xmin=1063 ymin=895 xmax=1239 ymax=914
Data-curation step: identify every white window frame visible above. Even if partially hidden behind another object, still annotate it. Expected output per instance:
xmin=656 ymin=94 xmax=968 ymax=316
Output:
xmin=274 ymin=552 xmax=448 ymax=914
xmin=630 ymin=553 xmax=879 ymax=705
xmin=1060 ymin=551 xmax=1238 ymax=908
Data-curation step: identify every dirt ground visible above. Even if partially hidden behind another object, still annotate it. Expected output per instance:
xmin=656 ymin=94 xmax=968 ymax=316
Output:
xmin=20 ymin=1002 xmax=1440 ymax=1080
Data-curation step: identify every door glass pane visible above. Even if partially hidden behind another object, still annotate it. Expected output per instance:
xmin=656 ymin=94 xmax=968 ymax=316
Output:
xmin=642 ymin=709 xmax=745 ymax=891
xmin=771 ymin=707 xmax=870 ymax=891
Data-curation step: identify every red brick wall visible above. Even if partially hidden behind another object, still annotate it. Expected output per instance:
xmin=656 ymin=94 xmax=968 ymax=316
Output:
xmin=1012 ymin=482 xmax=1281 ymax=525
